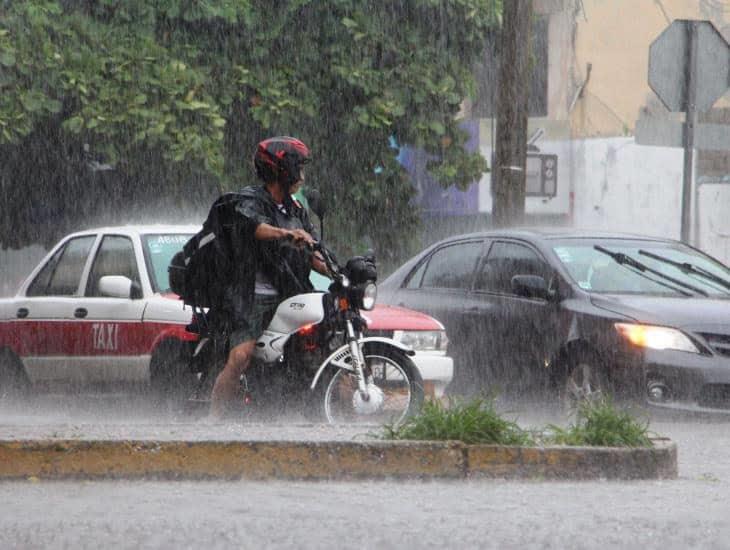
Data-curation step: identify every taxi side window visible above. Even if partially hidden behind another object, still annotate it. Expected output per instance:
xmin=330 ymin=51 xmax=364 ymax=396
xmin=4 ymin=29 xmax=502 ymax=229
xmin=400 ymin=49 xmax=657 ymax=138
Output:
xmin=27 ymin=236 xmax=96 ymax=297
xmin=419 ymin=241 xmax=482 ymax=290
xmin=86 ymin=236 xmax=140 ymax=297
xmin=475 ymin=241 xmax=549 ymax=295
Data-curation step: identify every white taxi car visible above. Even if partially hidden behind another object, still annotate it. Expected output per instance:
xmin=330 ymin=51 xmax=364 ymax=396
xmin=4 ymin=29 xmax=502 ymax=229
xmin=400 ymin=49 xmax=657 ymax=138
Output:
xmin=0 ymin=225 xmax=452 ymax=404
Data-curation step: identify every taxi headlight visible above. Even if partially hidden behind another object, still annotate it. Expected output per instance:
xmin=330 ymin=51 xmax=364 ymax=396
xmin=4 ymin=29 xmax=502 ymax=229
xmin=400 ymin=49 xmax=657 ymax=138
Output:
xmin=361 ymin=282 xmax=377 ymax=310
xmin=614 ymin=323 xmax=699 ymax=353
xmin=393 ymin=330 xmax=449 ymax=352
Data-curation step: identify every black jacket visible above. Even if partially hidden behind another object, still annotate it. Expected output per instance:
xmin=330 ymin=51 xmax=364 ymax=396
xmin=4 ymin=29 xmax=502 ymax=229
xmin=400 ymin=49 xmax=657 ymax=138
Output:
xmin=223 ymin=185 xmax=316 ymax=315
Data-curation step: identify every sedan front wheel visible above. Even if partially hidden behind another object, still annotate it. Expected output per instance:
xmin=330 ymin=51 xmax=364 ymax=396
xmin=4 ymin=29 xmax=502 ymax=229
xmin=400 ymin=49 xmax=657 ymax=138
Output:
xmin=562 ymin=352 xmax=611 ymax=413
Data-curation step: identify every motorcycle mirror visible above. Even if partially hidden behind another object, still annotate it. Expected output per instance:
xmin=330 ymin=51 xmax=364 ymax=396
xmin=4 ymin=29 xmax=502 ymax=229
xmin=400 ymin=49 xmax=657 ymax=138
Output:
xmin=303 ymin=187 xmax=326 ymax=220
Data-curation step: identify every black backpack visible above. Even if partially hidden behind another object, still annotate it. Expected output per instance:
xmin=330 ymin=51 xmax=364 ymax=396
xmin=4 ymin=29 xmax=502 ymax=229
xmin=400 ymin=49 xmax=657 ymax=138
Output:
xmin=168 ymin=193 xmax=244 ymax=310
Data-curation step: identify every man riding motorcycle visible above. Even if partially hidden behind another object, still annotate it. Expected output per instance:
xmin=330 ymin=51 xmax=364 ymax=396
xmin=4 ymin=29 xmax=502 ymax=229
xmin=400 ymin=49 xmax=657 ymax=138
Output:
xmin=209 ymin=136 xmax=329 ymax=420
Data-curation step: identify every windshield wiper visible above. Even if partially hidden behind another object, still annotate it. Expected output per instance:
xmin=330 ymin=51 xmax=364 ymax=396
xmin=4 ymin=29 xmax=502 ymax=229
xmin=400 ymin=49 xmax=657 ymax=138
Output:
xmin=638 ymin=249 xmax=730 ymax=293
xmin=593 ymin=245 xmax=708 ymax=297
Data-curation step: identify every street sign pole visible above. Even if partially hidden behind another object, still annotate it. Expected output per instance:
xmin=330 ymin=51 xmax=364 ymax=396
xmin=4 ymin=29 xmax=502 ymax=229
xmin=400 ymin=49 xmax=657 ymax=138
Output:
xmin=680 ymin=21 xmax=698 ymax=244
xmin=646 ymin=19 xmax=729 ymax=245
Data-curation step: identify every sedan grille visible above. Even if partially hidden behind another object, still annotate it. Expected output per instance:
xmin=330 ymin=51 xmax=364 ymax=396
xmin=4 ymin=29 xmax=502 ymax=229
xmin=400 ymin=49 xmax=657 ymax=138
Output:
xmin=698 ymin=332 xmax=730 ymax=358
xmin=365 ymin=329 xmax=394 ymax=338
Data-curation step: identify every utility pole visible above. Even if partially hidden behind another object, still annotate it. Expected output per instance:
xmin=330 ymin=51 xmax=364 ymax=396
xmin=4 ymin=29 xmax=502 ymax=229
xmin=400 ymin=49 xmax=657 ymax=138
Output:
xmin=492 ymin=0 xmax=532 ymax=227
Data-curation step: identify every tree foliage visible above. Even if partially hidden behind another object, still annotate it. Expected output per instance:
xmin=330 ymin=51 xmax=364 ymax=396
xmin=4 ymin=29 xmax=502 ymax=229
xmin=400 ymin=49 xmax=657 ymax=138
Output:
xmin=0 ymin=0 xmax=498 ymax=260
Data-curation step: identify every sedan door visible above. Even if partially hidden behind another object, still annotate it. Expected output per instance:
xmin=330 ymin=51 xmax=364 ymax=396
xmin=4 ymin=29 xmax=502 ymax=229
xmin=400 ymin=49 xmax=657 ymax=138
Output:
xmin=467 ymin=240 xmax=561 ymax=394
xmin=14 ymin=235 xmax=97 ymax=384
xmin=388 ymin=239 xmax=485 ymax=392
xmin=70 ymin=234 xmax=148 ymax=384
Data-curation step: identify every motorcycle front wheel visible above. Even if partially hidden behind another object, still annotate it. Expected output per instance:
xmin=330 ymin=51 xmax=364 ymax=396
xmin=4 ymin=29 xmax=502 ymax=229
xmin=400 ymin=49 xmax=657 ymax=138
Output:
xmin=316 ymin=342 xmax=424 ymax=425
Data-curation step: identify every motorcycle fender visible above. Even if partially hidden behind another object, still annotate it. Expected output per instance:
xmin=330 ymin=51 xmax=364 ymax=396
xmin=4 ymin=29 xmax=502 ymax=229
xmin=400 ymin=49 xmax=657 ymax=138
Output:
xmin=309 ymin=337 xmax=414 ymax=390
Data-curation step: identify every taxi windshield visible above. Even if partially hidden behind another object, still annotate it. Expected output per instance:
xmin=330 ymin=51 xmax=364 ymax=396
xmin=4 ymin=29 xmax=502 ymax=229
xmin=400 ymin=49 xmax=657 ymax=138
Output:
xmin=142 ymin=233 xmax=192 ymax=293
xmin=552 ymin=239 xmax=730 ymax=298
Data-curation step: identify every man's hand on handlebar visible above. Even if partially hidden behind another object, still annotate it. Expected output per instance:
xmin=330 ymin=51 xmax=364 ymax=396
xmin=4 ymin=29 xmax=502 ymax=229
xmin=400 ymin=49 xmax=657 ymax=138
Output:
xmin=284 ymin=228 xmax=316 ymax=248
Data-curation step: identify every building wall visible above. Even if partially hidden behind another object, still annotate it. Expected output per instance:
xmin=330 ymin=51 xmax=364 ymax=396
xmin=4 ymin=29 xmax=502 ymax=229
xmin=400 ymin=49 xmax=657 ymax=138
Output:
xmin=470 ymin=0 xmax=730 ymax=264
xmin=570 ymin=137 xmax=684 ymax=237
xmin=571 ymin=0 xmax=729 ymax=138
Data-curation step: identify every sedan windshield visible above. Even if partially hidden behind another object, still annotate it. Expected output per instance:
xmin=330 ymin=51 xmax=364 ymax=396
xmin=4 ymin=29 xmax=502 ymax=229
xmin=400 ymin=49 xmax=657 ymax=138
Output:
xmin=552 ymin=239 xmax=730 ymax=297
xmin=142 ymin=234 xmax=192 ymax=293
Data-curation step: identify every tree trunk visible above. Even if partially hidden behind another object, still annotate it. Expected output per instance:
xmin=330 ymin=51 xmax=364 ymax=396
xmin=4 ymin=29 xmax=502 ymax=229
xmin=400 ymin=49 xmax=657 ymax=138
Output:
xmin=492 ymin=0 xmax=533 ymax=227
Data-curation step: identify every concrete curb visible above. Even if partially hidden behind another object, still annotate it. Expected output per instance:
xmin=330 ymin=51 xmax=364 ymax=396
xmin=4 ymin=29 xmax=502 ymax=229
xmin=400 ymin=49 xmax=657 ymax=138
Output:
xmin=466 ymin=438 xmax=677 ymax=480
xmin=0 ymin=438 xmax=676 ymax=481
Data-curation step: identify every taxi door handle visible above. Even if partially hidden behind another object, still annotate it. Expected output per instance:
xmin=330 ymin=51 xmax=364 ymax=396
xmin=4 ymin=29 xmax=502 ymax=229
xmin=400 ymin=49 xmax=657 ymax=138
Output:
xmin=16 ymin=308 xmax=28 ymax=319
xmin=74 ymin=308 xmax=88 ymax=319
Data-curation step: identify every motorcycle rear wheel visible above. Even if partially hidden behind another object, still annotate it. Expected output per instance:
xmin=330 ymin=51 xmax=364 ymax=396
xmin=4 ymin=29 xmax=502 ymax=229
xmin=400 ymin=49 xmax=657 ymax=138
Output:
xmin=316 ymin=343 xmax=424 ymax=425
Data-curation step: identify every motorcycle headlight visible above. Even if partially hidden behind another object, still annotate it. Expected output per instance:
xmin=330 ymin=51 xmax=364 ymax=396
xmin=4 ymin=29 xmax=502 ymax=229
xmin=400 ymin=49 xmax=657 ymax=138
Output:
xmin=614 ymin=323 xmax=699 ymax=353
xmin=361 ymin=282 xmax=377 ymax=310
xmin=392 ymin=330 xmax=449 ymax=352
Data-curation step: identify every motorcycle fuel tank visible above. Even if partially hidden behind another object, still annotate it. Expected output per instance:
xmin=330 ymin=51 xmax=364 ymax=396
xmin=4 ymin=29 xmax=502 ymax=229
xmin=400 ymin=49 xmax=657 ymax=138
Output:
xmin=254 ymin=293 xmax=326 ymax=363
xmin=267 ymin=293 xmax=326 ymax=334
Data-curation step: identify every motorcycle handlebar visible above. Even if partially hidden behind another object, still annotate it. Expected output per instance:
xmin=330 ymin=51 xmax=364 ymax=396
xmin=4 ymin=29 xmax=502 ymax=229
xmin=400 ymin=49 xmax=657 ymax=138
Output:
xmin=312 ymin=241 xmax=343 ymax=281
xmin=281 ymin=234 xmax=342 ymax=282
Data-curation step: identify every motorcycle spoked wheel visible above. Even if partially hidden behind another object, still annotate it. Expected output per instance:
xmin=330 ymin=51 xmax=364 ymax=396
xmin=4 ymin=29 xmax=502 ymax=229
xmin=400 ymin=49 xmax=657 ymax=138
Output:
xmin=315 ymin=342 xmax=424 ymax=426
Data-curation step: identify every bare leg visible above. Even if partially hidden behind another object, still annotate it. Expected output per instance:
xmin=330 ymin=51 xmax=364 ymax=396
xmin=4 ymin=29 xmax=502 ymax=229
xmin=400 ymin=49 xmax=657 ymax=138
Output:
xmin=209 ymin=339 xmax=256 ymax=420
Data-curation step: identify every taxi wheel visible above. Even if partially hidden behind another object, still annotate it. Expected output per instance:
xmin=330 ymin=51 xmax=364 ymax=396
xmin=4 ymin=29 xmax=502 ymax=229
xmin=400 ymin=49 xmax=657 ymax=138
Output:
xmin=0 ymin=349 xmax=30 ymax=403
xmin=149 ymin=341 xmax=195 ymax=414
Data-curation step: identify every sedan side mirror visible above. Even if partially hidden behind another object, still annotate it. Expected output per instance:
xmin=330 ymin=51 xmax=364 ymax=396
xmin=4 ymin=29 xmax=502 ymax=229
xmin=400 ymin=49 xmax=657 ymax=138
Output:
xmin=99 ymin=276 xmax=142 ymax=299
xmin=511 ymin=274 xmax=549 ymax=300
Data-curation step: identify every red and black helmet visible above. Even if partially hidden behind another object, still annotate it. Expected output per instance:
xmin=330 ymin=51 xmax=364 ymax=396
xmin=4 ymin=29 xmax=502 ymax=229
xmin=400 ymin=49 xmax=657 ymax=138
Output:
xmin=253 ymin=136 xmax=311 ymax=188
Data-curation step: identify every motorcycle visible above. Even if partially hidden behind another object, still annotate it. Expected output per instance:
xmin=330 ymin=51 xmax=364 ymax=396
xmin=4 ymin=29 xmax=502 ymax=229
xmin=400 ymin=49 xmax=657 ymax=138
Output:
xmin=187 ymin=242 xmax=424 ymax=425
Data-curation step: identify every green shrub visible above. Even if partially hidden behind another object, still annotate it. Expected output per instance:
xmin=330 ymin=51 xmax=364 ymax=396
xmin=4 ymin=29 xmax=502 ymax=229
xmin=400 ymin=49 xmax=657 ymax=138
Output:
xmin=546 ymin=398 xmax=653 ymax=448
xmin=380 ymin=397 xmax=534 ymax=446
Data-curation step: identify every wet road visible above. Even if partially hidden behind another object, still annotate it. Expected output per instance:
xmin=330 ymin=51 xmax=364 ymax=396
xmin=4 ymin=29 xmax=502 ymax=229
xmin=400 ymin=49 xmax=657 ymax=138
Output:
xmin=2 ymin=397 xmax=730 ymax=549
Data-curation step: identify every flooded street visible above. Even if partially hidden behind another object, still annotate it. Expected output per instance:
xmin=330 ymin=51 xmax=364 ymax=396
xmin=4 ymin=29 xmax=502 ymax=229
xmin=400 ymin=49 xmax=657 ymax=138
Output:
xmin=2 ymin=398 xmax=730 ymax=549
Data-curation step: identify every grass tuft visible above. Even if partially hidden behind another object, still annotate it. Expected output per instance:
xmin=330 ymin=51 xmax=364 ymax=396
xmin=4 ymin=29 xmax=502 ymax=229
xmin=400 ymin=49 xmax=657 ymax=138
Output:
xmin=545 ymin=397 xmax=653 ymax=448
xmin=380 ymin=397 xmax=534 ymax=446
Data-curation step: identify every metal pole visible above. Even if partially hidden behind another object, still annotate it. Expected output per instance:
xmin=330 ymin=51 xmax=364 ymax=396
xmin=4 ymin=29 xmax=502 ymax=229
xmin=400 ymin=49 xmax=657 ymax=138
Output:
xmin=680 ymin=21 xmax=698 ymax=243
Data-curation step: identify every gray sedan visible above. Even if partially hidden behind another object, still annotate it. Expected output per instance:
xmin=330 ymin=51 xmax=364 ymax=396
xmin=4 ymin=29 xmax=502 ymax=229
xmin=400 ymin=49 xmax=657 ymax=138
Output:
xmin=379 ymin=228 xmax=730 ymax=413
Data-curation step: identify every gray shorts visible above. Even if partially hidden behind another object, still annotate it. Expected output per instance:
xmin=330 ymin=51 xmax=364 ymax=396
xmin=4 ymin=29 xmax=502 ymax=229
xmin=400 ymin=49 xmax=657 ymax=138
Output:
xmin=229 ymin=294 xmax=281 ymax=348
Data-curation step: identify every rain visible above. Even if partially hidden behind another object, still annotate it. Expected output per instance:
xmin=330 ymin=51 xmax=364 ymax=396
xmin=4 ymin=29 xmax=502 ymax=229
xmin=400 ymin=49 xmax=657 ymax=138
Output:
xmin=1 ymin=0 xmax=730 ymax=548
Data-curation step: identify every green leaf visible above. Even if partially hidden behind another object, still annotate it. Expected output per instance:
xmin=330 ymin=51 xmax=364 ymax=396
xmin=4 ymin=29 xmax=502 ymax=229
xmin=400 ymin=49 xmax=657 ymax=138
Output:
xmin=63 ymin=116 xmax=84 ymax=133
xmin=45 ymin=99 xmax=62 ymax=114
xmin=0 ymin=51 xmax=16 ymax=67
xmin=429 ymin=120 xmax=446 ymax=135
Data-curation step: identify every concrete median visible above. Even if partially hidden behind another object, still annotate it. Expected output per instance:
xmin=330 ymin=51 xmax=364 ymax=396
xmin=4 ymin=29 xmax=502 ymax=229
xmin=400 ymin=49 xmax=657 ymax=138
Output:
xmin=0 ymin=438 xmax=676 ymax=481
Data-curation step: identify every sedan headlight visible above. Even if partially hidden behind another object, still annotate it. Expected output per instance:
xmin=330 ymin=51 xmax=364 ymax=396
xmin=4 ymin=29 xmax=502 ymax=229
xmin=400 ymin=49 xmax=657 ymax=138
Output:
xmin=393 ymin=330 xmax=449 ymax=352
xmin=360 ymin=282 xmax=377 ymax=310
xmin=614 ymin=323 xmax=699 ymax=353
